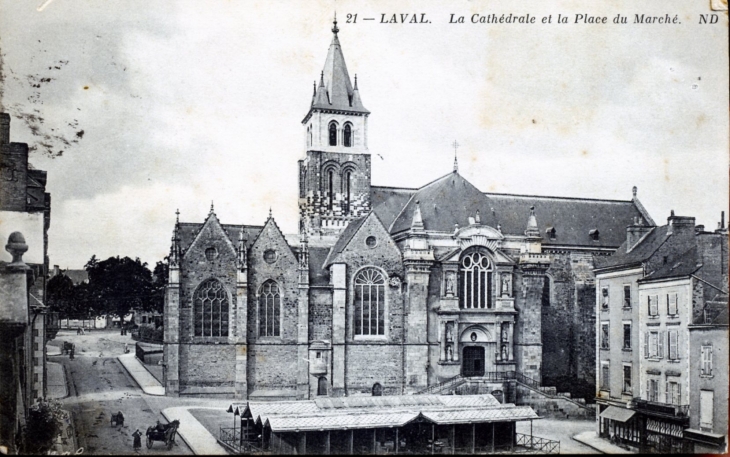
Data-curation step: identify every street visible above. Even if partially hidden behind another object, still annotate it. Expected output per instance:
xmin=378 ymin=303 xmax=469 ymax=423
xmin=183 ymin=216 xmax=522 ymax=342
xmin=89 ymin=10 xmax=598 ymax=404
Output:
xmin=49 ymin=329 xmax=602 ymax=455
xmin=516 ymin=417 xmax=600 ymax=454
xmin=49 ymin=329 xmax=193 ymax=455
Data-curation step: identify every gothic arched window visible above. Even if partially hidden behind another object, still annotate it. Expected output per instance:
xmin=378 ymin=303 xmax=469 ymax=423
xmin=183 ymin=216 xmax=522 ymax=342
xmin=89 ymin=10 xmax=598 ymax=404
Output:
xmin=344 ymin=124 xmax=352 ymax=147
xmin=329 ymin=122 xmax=337 ymax=146
xmin=258 ymin=280 xmax=281 ymax=337
xmin=354 ymin=268 xmax=386 ymax=336
xmin=343 ymin=170 xmax=352 ymax=214
xmin=458 ymin=249 xmax=493 ymax=309
xmin=193 ymin=278 xmax=229 ymax=337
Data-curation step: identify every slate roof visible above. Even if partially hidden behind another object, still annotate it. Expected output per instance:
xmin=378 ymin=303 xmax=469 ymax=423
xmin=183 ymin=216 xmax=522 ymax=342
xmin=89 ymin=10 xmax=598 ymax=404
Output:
xmin=62 ymin=269 xmax=89 ymax=285
xmin=322 ymin=216 xmax=367 ymax=268
xmin=639 ymin=246 xmax=702 ymax=282
xmin=308 ymin=247 xmax=331 ymax=287
xmin=594 ymin=226 xmax=669 ymax=271
xmin=371 ymin=171 xmax=648 ymax=248
xmin=177 ymin=222 xmax=263 ymax=252
xmin=308 ymin=26 xmax=368 ymax=116
xmin=228 ymin=394 xmax=537 ymax=433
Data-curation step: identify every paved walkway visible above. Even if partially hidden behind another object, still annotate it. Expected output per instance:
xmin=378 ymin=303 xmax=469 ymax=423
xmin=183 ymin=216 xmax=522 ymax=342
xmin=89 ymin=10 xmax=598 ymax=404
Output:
xmin=117 ymin=353 xmax=165 ymax=396
xmin=573 ymin=431 xmax=633 ymax=454
xmin=47 ymin=344 xmax=62 ymax=356
xmin=162 ymin=407 xmax=228 ymax=455
xmin=46 ymin=361 xmax=68 ymax=399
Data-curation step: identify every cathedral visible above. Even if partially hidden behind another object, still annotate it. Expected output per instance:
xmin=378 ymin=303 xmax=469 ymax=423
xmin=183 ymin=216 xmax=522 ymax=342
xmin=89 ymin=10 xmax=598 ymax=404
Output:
xmin=162 ymin=20 xmax=655 ymax=400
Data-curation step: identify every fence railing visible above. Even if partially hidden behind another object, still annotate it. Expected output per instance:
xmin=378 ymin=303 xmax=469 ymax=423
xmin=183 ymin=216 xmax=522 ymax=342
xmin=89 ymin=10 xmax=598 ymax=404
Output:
xmin=219 ymin=427 xmax=264 ymax=454
xmin=515 ymin=433 xmax=560 ymax=454
xmin=415 ymin=374 xmax=465 ymax=395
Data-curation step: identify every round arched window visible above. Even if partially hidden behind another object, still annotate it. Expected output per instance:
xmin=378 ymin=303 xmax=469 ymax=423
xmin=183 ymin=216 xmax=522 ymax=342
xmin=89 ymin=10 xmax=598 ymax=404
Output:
xmin=459 ymin=249 xmax=493 ymax=309
xmin=365 ymin=236 xmax=377 ymax=248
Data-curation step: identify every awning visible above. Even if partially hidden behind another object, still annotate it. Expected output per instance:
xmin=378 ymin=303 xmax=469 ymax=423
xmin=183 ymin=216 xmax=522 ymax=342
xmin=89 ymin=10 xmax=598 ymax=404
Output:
xmin=599 ymin=406 xmax=636 ymax=423
xmin=683 ymin=428 xmax=726 ymax=447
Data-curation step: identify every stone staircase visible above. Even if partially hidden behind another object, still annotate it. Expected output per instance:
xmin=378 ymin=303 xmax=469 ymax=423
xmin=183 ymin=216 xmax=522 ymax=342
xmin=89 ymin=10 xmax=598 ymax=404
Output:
xmin=415 ymin=371 xmax=595 ymax=419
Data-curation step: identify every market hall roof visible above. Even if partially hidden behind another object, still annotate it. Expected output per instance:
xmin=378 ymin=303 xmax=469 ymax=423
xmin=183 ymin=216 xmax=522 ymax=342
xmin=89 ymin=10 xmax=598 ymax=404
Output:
xmin=227 ymin=394 xmax=539 ymax=433
xmin=371 ymin=171 xmax=652 ymax=248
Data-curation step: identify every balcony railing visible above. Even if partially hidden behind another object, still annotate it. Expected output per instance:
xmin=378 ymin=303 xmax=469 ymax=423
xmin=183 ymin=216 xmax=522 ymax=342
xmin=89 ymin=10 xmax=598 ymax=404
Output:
xmin=219 ymin=427 xmax=262 ymax=454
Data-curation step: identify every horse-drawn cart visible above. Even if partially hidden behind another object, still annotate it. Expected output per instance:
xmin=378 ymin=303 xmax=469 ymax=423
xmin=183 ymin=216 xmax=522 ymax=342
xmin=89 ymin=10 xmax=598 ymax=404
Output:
xmin=62 ymin=341 xmax=75 ymax=355
xmin=146 ymin=420 xmax=180 ymax=450
xmin=110 ymin=411 xmax=124 ymax=427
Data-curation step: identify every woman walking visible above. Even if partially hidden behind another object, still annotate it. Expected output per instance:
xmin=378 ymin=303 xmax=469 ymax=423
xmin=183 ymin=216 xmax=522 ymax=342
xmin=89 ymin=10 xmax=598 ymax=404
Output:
xmin=132 ymin=429 xmax=142 ymax=453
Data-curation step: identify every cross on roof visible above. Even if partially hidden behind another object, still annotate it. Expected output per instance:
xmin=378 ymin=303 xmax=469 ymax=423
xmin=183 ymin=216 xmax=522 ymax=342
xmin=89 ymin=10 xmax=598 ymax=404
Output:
xmin=452 ymin=140 xmax=460 ymax=173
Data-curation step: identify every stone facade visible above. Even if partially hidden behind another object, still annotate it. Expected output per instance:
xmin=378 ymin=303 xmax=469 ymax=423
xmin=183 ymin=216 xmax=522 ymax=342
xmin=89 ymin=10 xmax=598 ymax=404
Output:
xmin=163 ymin=24 xmax=656 ymax=401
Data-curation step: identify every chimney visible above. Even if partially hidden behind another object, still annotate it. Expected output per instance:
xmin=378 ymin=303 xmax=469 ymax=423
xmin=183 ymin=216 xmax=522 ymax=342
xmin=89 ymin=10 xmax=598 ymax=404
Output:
xmin=626 ymin=216 xmax=652 ymax=252
xmin=666 ymin=211 xmax=695 ymax=236
xmin=695 ymin=225 xmax=705 ymax=234
xmin=53 ymin=265 xmax=60 ymax=277
xmin=0 ymin=113 xmax=10 ymax=145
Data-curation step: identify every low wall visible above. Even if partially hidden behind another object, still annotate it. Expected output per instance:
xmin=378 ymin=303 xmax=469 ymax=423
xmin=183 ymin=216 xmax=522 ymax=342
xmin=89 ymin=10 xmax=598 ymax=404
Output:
xmin=515 ymin=384 xmax=595 ymax=419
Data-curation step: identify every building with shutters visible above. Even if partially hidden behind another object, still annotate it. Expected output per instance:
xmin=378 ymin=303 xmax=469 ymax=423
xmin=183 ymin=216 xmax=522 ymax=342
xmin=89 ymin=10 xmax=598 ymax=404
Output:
xmin=594 ymin=212 xmax=728 ymax=453
xmin=163 ymin=19 xmax=659 ymax=406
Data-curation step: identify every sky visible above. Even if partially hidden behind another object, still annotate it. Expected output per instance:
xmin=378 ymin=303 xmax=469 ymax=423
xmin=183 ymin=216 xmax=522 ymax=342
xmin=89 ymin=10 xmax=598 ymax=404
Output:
xmin=0 ymin=0 xmax=727 ymax=269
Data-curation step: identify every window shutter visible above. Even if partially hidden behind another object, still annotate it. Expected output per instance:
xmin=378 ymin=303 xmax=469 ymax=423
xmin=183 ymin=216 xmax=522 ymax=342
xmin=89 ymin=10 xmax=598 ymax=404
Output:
xmin=665 ymin=381 xmax=669 ymax=404
xmin=669 ymin=331 xmax=677 ymax=360
xmin=658 ymin=331 xmax=664 ymax=358
xmin=644 ymin=332 xmax=649 ymax=358
xmin=678 ymin=383 xmax=681 ymax=405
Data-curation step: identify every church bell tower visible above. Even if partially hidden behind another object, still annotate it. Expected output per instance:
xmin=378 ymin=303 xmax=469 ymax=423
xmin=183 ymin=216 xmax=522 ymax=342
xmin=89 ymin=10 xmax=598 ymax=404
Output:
xmin=299 ymin=17 xmax=372 ymax=241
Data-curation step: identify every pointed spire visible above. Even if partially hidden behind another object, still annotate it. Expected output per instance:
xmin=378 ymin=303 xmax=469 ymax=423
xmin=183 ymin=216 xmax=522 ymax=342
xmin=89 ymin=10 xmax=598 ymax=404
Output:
xmin=525 ymin=206 xmax=541 ymax=237
xmin=170 ymin=210 xmax=181 ymax=268
xmin=411 ymin=200 xmax=424 ymax=232
xmin=268 ymin=207 xmax=273 ymax=219
xmin=452 ymin=140 xmax=460 ymax=173
xmin=209 ymin=201 xmax=215 ymax=217
xmin=237 ymin=228 xmax=247 ymax=269
xmin=309 ymin=18 xmax=369 ymax=114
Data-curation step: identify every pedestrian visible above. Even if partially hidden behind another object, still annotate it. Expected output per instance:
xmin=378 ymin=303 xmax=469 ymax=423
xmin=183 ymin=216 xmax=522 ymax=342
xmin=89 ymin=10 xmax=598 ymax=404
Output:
xmin=69 ymin=345 xmax=75 ymax=360
xmin=132 ymin=429 xmax=142 ymax=453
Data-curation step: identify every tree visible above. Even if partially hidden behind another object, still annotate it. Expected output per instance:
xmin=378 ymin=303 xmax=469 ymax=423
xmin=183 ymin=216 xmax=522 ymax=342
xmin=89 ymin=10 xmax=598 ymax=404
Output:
xmin=84 ymin=256 xmax=158 ymax=318
xmin=150 ymin=259 xmax=169 ymax=314
xmin=46 ymin=273 xmax=76 ymax=318
xmin=24 ymin=399 xmax=65 ymax=454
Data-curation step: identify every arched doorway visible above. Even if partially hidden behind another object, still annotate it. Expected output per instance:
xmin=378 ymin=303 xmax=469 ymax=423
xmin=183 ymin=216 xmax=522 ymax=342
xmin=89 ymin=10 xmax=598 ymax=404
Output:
xmin=462 ymin=346 xmax=485 ymax=377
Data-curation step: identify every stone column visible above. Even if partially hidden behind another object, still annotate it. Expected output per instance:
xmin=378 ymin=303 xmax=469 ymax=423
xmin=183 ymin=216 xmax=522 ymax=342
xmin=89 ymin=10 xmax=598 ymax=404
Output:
xmin=233 ymin=267 xmax=248 ymax=399
xmin=331 ymin=264 xmax=347 ymax=396
xmin=164 ymin=267 xmax=181 ymax=397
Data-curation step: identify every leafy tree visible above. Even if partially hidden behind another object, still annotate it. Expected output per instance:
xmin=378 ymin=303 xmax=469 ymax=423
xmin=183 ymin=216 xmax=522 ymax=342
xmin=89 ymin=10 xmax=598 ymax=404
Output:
xmin=84 ymin=256 xmax=158 ymax=318
xmin=24 ymin=399 xmax=65 ymax=454
xmin=46 ymin=273 xmax=76 ymax=318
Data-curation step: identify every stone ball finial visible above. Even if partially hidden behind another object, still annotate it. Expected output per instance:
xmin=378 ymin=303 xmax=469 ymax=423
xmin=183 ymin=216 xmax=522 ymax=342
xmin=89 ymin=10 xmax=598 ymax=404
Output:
xmin=6 ymin=231 xmax=28 ymax=265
